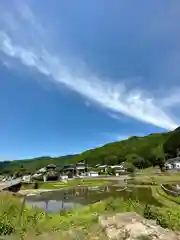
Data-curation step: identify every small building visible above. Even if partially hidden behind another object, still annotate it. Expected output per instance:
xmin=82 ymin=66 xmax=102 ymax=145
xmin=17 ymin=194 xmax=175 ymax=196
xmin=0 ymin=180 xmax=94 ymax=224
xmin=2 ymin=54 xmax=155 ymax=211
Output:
xmin=110 ymin=164 xmax=124 ymax=169
xmin=98 ymin=165 xmax=108 ymax=172
xmin=61 ymin=164 xmax=77 ymax=178
xmin=36 ymin=164 xmax=57 ymax=174
xmin=22 ymin=175 xmax=31 ymax=182
xmin=32 ymin=164 xmax=58 ymax=182
xmin=115 ymin=169 xmax=126 ymax=176
xmin=76 ymin=163 xmax=87 ymax=175
xmin=87 ymin=171 xmax=99 ymax=177
xmin=165 ymin=157 xmax=180 ymax=169
xmin=36 ymin=167 xmax=47 ymax=174
xmin=173 ymin=161 xmax=180 ymax=169
xmin=60 ymin=175 xmax=68 ymax=180
xmin=61 ymin=162 xmax=87 ymax=177
xmin=46 ymin=164 xmax=57 ymax=170
xmin=165 ymin=163 xmax=173 ymax=169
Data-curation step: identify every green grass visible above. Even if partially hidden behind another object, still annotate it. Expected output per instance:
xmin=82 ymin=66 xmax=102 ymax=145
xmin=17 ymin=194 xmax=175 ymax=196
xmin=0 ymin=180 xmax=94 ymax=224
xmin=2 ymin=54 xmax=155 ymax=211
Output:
xmin=3 ymin=183 xmax=180 ymax=238
xmin=0 ymin=191 xmax=142 ymax=238
xmin=129 ymin=171 xmax=180 ymax=186
xmin=136 ymin=166 xmax=159 ymax=174
xmin=155 ymin=186 xmax=180 ymax=206
xmin=151 ymin=186 xmax=180 ymax=208
xmin=21 ymin=179 xmax=110 ymax=190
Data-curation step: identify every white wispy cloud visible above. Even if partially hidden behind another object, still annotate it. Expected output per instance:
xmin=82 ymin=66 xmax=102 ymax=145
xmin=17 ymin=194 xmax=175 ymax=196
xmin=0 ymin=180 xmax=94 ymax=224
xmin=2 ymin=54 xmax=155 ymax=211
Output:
xmin=108 ymin=113 xmax=121 ymax=121
xmin=0 ymin=3 xmax=179 ymax=130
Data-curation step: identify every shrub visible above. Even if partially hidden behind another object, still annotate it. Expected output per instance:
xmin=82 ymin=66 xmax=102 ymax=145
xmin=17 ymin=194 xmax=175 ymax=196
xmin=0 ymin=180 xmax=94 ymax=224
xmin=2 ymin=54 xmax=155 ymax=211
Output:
xmin=156 ymin=214 xmax=169 ymax=229
xmin=0 ymin=215 xmax=15 ymax=235
xmin=143 ymin=204 xmax=157 ymax=220
xmin=104 ymin=198 xmax=121 ymax=212
xmin=124 ymin=162 xmax=136 ymax=174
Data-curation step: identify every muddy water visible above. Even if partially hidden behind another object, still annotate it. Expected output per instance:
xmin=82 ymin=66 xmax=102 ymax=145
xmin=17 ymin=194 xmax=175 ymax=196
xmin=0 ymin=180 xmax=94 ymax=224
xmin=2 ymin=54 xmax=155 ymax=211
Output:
xmin=26 ymin=185 xmax=161 ymax=213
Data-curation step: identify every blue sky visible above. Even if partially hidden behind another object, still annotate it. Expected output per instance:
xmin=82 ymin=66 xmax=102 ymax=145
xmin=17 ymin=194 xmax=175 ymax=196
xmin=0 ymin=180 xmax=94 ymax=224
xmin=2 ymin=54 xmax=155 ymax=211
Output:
xmin=0 ymin=0 xmax=180 ymax=160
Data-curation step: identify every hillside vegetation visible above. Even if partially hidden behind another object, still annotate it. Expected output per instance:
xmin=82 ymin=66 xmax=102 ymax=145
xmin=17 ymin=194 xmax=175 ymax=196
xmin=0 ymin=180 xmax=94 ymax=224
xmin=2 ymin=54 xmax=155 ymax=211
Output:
xmin=1 ymin=127 xmax=180 ymax=174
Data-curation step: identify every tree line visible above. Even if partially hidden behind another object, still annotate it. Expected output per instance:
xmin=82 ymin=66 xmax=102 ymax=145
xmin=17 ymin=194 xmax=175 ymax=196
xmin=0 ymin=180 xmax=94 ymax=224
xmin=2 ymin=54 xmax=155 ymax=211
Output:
xmin=1 ymin=127 xmax=180 ymax=175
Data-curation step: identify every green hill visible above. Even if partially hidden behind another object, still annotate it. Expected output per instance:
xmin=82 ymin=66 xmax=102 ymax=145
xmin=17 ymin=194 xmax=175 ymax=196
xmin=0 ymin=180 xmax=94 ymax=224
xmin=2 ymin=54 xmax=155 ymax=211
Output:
xmin=1 ymin=127 xmax=180 ymax=174
xmin=0 ymin=155 xmax=77 ymax=175
xmin=163 ymin=127 xmax=180 ymax=158
xmin=69 ymin=132 xmax=171 ymax=168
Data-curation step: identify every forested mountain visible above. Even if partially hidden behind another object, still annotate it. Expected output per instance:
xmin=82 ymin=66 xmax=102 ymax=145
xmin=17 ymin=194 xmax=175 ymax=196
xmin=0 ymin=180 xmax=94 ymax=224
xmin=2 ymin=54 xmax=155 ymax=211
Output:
xmin=1 ymin=127 xmax=180 ymax=174
xmin=163 ymin=127 xmax=180 ymax=158
xmin=0 ymin=155 xmax=77 ymax=175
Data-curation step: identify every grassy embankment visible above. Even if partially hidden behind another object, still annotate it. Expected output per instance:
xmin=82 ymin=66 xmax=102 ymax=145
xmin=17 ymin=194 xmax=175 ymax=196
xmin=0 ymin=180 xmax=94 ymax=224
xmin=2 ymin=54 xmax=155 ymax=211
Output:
xmin=0 ymin=191 xmax=142 ymax=239
xmin=1 ymin=171 xmax=180 ymax=238
xmin=126 ymin=169 xmax=180 ymax=229
xmin=129 ymin=167 xmax=180 ymax=186
xmin=129 ymin=169 xmax=180 ymax=205
xmin=1 ymin=188 xmax=180 ymax=238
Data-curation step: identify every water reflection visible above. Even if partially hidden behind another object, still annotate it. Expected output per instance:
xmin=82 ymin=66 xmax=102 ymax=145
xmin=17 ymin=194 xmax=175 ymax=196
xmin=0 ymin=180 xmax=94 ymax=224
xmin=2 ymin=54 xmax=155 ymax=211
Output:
xmin=27 ymin=199 xmax=77 ymax=212
xmin=26 ymin=185 xmax=161 ymax=213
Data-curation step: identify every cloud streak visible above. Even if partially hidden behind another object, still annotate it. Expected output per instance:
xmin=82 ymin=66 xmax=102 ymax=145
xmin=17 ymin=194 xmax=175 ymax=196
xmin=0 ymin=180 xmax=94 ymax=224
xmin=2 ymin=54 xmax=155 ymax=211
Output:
xmin=0 ymin=3 xmax=179 ymax=131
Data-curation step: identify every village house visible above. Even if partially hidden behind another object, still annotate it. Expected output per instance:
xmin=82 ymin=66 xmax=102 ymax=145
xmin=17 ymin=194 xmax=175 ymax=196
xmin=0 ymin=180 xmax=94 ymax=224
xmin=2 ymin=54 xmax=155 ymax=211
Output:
xmin=165 ymin=157 xmax=180 ymax=170
xmin=87 ymin=171 xmax=99 ymax=177
xmin=61 ymin=162 xmax=88 ymax=178
xmin=32 ymin=164 xmax=58 ymax=181
xmin=97 ymin=165 xmax=108 ymax=173
xmin=96 ymin=163 xmax=125 ymax=175
xmin=110 ymin=163 xmax=126 ymax=176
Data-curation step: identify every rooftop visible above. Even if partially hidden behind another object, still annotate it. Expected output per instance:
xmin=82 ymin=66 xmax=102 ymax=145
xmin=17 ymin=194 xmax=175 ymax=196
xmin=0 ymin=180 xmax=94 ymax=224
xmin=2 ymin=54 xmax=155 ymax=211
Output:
xmin=166 ymin=157 xmax=180 ymax=164
xmin=47 ymin=164 xmax=57 ymax=168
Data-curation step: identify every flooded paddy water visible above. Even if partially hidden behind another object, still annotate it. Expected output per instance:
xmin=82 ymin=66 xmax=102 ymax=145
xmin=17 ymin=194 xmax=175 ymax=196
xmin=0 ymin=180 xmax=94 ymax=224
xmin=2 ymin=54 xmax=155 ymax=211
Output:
xmin=26 ymin=184 xmax=161 ymax=213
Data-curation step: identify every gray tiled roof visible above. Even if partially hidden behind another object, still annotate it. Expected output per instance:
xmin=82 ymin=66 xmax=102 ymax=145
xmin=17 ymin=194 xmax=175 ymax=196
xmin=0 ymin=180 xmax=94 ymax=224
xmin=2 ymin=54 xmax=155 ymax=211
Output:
xmin=166 ymin=157 xmax=180 ymax=163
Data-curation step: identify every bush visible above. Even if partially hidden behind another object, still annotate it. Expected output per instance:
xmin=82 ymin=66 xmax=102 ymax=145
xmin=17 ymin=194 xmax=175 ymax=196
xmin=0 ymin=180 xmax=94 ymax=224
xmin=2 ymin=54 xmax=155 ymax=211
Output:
xmin=104 ymin=198 xmax=122 ymax=212
xmin=0 ymin=216 xmax=15 ymax=235
xmin=106 ymin=167 xmax=115 ymax=175
xmin=143 ymin=204 xmax=157 ymax=220
xmin=156 ymin=214 xmax=169 ymax=229
xmin=124 ymin=162 xmax=136 ymax=174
